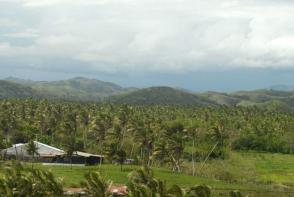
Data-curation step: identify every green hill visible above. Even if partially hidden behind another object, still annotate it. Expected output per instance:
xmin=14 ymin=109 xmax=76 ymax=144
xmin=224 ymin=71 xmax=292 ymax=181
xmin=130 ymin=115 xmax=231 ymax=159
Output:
xmin=109 ymin=86 xmax=218 ymax=106
xmin=231 ymin=89 xmax=294 ymax=110
xmin=5 ymin=77 xmax=135 ymax=101
xmin=2 ymin=77 xmax=294 ymax=110
xmin=200 ymin=91 xmax=240 ymax=106
xmin=0 ymin=80 xmax=37 ymax=99
xmin=200 ymin=89 xmax=294 ymax=110
xmin=269 ymin=85 xmax=294 ymax=91
xmin=232 ymin=89 xmax=294 ymax=102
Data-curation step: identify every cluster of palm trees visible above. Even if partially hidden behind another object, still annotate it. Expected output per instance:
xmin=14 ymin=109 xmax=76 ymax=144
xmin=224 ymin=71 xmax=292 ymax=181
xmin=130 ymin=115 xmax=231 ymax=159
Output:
xmin=0 ymin=162 xmax=63 ymax=197
xmin=0 ymin=99 xmax=293 ymax=174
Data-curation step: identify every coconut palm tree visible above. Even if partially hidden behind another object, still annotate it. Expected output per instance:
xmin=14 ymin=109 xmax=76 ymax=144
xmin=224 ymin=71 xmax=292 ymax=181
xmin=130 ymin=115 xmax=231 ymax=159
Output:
xmin=26 ymin=140 xmax=39 ymax=169
xmin=0 ymin=162 xmax=63 ymax=197
xmin=185 ymin=185 xmax=212 ymax=197
xmin=81 ymin=171 xmax=112 ymax=197
xmin=127 ymin=166 xmax=186 ymax=197
xmin=229 ymin=190 xmax=244 ymax=197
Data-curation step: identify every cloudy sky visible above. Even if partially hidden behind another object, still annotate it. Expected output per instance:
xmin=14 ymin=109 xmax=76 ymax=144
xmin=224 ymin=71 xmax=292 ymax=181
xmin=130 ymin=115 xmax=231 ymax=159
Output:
xmin=0 ymin=0 xmax=294 ymax=91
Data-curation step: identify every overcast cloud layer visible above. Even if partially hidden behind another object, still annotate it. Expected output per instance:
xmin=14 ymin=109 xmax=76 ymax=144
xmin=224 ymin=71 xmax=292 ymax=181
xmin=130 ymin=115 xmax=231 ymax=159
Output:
xmin=0 ymin=0 xmax=294 ymax=91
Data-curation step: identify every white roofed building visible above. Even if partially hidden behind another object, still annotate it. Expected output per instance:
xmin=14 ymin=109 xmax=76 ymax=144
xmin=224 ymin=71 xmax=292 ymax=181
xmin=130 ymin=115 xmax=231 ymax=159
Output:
xmin=2 ymin=141 xmax=64 ymax=160
xmin=1 ymin=141 xmax=104 ymax=165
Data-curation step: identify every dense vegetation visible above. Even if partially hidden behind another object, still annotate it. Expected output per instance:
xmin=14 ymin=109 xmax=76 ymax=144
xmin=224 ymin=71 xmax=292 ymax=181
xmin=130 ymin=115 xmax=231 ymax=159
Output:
xmin=0 ymin=162 xmax=64 ymax=196
xmin=0 ymin=81 xmax=36 ymax=99
xmin=109 ymin=87 xmax=217 ymax=106
xmin=0 ymin=99 xmax=293 ymax=169
xmin=1 ymin=77 xmax=294 ymax=109
xmin=2 ymin=77 xmax=136 ymax=101
xmin=0 ymin=97 xmax=294 ymax=196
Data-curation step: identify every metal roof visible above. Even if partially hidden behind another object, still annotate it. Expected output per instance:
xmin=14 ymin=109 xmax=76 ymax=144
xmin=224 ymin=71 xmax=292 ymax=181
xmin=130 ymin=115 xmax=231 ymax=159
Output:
xmin=73 ymin=151 xmax=104 ymax=158
xmin=2 ymin=141 xmax=65 ymax=157
xmin=2 ymin=141 xmax=105 ymax=159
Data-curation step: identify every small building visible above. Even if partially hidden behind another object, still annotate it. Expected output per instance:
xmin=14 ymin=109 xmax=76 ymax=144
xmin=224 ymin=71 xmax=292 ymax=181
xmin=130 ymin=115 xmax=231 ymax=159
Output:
xmin=57 ymin=151 xmax=104 ymax=166
xmin=2 ymin=141 xmax=64 ymax=162
xmin=1 ymin=141 xmax=104 ymax=165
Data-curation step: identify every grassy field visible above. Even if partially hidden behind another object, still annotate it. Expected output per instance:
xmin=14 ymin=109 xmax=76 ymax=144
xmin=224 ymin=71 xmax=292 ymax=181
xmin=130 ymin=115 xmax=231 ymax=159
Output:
xmin=246 ymin=152 xmax=294 ymax=185
xmin=2 ymin=151 xmax=287 ymax=197
xmin=182 ymin=150 xmax=294 ymax=187
xmin=35 ymin=164 xmax=258 ymax=189
xmin=0 ymin=151 xmax=292 ymax=196
xmin=34 ymin=152 xmax=294 ymax=191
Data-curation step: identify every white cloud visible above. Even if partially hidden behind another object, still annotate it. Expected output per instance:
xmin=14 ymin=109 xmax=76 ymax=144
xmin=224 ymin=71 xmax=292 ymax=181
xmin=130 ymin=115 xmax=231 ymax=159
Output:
xmin=0 ymin=0 xmax=294 ymax=73
xmin=3 ymin=29 xmax=39 ymax=38
xmin=0 ymin=0 xmax=108 ymax=7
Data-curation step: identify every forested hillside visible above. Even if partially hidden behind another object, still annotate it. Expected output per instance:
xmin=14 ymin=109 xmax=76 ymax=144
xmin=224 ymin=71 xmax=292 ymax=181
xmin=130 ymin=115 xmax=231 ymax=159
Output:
xmin=0 ymin=80 xmax=37 ymax=99
xmin=109 ymin=86 xmax=218 ymax=106
xmin=1 ymin=77 xmax=294 ymax=110
xmin=4 ymin=77 xmax=135 ymax=101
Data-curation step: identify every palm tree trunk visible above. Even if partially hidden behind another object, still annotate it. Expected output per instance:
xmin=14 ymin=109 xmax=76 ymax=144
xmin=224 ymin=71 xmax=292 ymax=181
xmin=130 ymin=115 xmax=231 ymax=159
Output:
xmin=70 ymin=156 xmax=73 ymax=170
xmin=192 ymin=137 xmax=195 ymax=176
xmin=200 ymin=142 xmax=218 ymax=171
xmin=31 ymin=155 xmax=34 ymax=169
xmin=130 ymin=143 xmax=135 ymax=159
xmin=14 ymin=145 xmax=18 ymax=160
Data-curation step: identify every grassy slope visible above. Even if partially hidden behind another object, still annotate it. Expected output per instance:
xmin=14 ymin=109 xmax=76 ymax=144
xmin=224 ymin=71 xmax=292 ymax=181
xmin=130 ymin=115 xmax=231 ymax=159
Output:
xmin=200 ymin=91 xmax=240 ymax=106
xmin=110 ymin=87 xmax=218 ymax=106
xmin=34 ymin=152 xmax=294 ymax=191
xmin=183 ymin=151 xmax=294 ymax=187
xmin=250 ymin=152 xmax=294 ymax=185
xmin=36 ymin=164 xmax=260 ymax=190
xmin=200 ymin=89 xmax=294 ymax=110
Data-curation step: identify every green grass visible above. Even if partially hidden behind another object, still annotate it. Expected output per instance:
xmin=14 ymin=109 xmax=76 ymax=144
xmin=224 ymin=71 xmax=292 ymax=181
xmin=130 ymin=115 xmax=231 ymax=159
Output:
xmin=6 ymin=151 xmax=291 ymax=197
xmin=1 ymin=151 xmax=293 ymax=197
xmin=35 ymin=163 xmax=270 ymax=191
xmin=182 ymin=151 xmax=294 ymax=187
xmin=243 ymin=152 xmax=294 ymax=186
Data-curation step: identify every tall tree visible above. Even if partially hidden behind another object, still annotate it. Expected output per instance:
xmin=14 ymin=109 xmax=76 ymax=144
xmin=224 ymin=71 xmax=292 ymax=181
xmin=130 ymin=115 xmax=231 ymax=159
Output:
xmin=26 ymin=140 xmax=39 ymax=169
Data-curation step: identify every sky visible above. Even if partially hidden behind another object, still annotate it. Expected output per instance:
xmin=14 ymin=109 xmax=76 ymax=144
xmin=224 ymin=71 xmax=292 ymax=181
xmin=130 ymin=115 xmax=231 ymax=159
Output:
xmin=0 ymin=0 xmax=294 ymax=92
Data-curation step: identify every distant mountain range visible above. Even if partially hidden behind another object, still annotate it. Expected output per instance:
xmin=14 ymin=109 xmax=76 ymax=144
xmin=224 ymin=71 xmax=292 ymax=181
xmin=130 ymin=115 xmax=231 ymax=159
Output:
xmin=0 ymin=80 xmax=36 ymax=99
xmin=4 ymin=77 xmax=136 ymax=101
xmin=1 ymin=77 xmax=294 ymax=110
xmin=109 ymin=86 xmax=218 ymax=106
xmin=269 ymin=85 xmax=294 ymax=91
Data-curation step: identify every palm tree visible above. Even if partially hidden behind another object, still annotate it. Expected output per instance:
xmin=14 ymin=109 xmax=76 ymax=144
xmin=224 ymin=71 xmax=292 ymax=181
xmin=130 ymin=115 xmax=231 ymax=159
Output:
xmin=0 ymin=162 xmax=63 ymax=197
xmin=229 ymin=190 xmax=244 ymax=197
xmin=81 ymin=171 xmax=112 ymax=197
xmin=63 ymin=136 xmax=76 ymax=169
xmin=164 ymin=123 xmax=185 ymax=173
xmin=184 ymin=120 xmax=202 ymax=177
xmin=26 ymin=140 xmax=39 ymax=169
xmin=27 ymin=168 xmax=64 ymax=197
xmin=185 ymin=185 xmax=212 ymax=197
xmin=127 ymin=166 xmax=158 ymax=194
xmin=115 ymin=149 xmax=127 ymax=172
xmin=62 ymin=112 xmax=79 ymax=169
xmin=127 ymin=166 xmax=186 ymax=197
